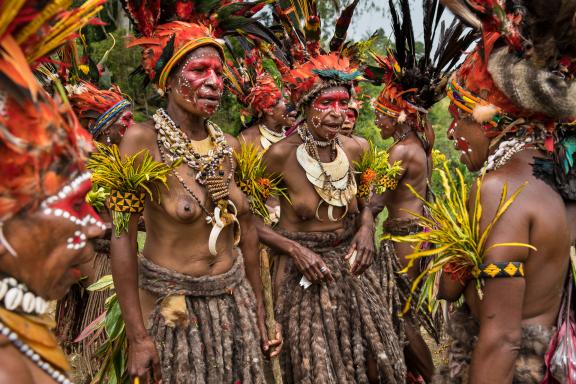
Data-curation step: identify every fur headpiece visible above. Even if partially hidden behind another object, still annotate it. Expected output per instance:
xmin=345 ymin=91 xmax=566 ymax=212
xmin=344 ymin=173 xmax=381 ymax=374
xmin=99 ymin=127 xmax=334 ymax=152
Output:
xmin=0 ymin=1 xmax=101 ymax=220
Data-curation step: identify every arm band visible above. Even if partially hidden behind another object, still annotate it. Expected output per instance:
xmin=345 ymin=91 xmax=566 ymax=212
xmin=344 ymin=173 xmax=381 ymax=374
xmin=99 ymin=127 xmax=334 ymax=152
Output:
xmin=473 ymin=261 xmax=525 ymax=278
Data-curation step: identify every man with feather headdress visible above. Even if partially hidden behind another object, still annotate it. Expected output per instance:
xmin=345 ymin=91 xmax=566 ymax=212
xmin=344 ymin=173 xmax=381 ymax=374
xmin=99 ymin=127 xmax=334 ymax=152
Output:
xmin=366 ymin=1 xmax=476 ymax=382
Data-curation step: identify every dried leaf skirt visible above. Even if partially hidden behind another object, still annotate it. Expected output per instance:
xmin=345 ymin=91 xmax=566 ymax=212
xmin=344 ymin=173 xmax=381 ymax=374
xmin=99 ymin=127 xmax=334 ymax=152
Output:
xmin=273 ymin=227 xmax=406 ymax=384
xmin=433 ymin=305 xmax=554 ymax=384
xmin=139 ymin=253 xmax=265 ymax=384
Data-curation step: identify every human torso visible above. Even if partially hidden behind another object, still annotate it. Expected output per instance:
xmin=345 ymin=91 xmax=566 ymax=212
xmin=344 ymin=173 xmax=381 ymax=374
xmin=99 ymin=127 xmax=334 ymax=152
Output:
xmin=465 ymin=150 xmax=570 ymax=328
xmin=138 ymin=120 xmax=250 ymax=277
xmin=274 ymin=133 xmax=362 ymax=233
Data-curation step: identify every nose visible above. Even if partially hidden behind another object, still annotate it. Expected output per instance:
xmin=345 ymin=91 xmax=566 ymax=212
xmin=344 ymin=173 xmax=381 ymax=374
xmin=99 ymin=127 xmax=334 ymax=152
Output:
xmin=205 ymin=70 xmax=223 ymax=90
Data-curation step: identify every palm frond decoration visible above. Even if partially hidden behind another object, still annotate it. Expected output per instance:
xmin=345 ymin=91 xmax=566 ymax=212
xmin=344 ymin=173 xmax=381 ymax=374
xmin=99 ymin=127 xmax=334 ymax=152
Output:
xmin=383 ymin=162 xmax=535 ymax=313
xmin=74 ymin=275 xmax=128 ymax=384
xmin=87 ymin=142 xmax=181 ymax=235
xmin=353 ymin=142 xmax=403 ymax=198
xmin=85 ymin=185 xmax=109 ymax=212
xmin=234 ymin=143 xmax=288 ymax=224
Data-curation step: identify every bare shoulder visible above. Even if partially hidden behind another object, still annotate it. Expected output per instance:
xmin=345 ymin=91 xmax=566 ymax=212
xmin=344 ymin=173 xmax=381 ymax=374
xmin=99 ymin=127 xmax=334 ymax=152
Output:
xmin=0 ymin=340 xmax=35 ymax=383
xmin=120 ymin=120 xmax=156 ymax=156
xmin=238 ymin=125 xmax=260 ymax=145
xmin=262 ymin=134 xmax=298 ymax=174
xmin=339 ymin=134 xmax=367 ymax=162
xmin=224 ymin=133 xmax=240 ymax=153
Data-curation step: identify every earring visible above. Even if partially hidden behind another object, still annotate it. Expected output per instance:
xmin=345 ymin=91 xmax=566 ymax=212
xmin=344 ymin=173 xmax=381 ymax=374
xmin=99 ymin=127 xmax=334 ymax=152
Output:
xmin=312 ymin=116 xmax=321 ymax=129
xmin=106 ymin=136 xmax=111 ymax=145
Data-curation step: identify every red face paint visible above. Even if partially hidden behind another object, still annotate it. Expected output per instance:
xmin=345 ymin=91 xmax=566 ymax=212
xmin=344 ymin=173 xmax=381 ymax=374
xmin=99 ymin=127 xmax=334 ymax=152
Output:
xmin=177 ymin=54 xmax=224 ymax=115
xmin=312 ymin=90 xmax=350 ymax=114
xmin=345 ymin=110 xmax=357 ymax=124
xmin=117 ymin=110 xmax=134 ymax=136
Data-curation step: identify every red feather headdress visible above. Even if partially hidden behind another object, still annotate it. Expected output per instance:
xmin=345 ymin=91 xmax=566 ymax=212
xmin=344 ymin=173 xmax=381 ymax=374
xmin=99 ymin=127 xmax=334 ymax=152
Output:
xmin=283 ymin=52 xmax=361 ymax=108
xmin=0 ymin=1 xmax=101 ymax=221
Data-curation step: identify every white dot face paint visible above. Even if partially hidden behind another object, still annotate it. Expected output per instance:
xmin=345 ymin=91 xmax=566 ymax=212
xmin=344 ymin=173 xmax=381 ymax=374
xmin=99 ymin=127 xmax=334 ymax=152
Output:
xmin=175 ymin=48 xmax=224 ymax=117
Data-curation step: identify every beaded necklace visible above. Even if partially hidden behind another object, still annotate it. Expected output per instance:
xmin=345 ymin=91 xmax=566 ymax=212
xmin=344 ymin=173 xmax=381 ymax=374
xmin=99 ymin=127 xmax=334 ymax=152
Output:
xmin=483 ymin=136 xmax=533 ymax=172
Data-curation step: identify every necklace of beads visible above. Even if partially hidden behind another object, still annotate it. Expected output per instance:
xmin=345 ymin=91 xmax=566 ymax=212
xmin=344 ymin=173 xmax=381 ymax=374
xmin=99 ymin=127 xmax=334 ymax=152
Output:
xmin=153 ymin=108 xmax=232 ymax=185
xmin=297 ymin=124 xmax=333 ymax=148
xmin=483 ymin=136 xmax=533 ymax=172
xmin=0 ymin=320 xmax=73 ymax=383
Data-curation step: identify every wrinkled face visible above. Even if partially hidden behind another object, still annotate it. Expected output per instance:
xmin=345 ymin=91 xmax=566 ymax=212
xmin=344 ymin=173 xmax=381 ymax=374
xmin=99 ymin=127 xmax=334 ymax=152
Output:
xmin=374 ymin=110 xmax=397 ymax=139
xmin=305 ymin=86 xmax=350 ymax=140
xmin=448 ymin=103 xmax=491 ymax=171
xmin=1 ymin=173 xmax=106 ymax=300
xmin=341 ymin=109 xmax=358 ymax=137
xmin=169 ymin=46 xmax=224 ymax=117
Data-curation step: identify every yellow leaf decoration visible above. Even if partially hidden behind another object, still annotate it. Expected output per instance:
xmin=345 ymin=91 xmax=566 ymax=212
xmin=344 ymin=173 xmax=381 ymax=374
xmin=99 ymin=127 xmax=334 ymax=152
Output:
xmin=234 ymin=143 xmax=289 ymax=223
xmin=382 ymin=162 xmax=534 ymax=312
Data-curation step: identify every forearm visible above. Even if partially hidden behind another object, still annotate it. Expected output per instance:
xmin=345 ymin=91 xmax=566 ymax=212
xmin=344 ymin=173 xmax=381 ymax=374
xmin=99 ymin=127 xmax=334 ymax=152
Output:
xmin=368 ymin=193 xmax=386 ymax=218
xmin=357 ymin=205 xmax=375 ymax=232
xmin=437 ymin=271 xmax=467 ymax=301
xmin=110 ymin=215 xmax=147 ymax=341
xmin=469 ymin=332 xmax=520 ymax=384
xmin=255 ymin=217 xmax=298 ymax=254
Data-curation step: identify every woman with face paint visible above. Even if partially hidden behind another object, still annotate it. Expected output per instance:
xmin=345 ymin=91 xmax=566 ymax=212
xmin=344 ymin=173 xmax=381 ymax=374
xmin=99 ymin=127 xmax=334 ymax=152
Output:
xmin=257 ymin=52 xmax=406 ymax=383
xmin=112 ymin=21 xmax=280 ymax=383
xmin=55 ymin=79 xmax=134 ymax=380
xmin=0 ymin=3 xmax=107 ymax=383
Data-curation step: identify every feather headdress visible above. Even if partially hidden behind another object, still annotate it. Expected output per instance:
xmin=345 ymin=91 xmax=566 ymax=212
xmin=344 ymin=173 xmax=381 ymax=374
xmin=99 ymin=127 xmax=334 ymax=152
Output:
xmin=0 ymin=1 xmax=102 ymax=221
xmin=365 ymin=0 xmax=475 ymax=123
xmin=271 ymin=0 xmax=363 ymax=107
xmin=225 ymin=47 xmax=283 ymax=119
xmin=123 ymin=0 xmax=279 ymax=91
xmin=444 ymin=0 xmax=576 ymax=199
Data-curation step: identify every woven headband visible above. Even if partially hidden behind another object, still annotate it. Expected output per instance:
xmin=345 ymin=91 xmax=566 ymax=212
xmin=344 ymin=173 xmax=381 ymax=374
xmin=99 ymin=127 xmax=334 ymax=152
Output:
xmin=91 ymin=99 xmax=131 ymax=137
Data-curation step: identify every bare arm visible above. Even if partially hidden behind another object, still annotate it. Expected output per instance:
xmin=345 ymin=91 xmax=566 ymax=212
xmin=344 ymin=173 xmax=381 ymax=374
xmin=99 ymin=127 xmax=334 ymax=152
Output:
xmin=469 ymin=177 xmax=529 ymax=384
xmin=369 ymin=144 xmax=408 ymax=217
xmin=111 ymin=123 xmax=161 ymax=381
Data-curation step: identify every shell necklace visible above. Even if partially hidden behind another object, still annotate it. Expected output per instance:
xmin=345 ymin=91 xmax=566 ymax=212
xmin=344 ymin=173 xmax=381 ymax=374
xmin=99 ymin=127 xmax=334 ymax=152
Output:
xmin=296 ymin=125 xmax=357 ymax=221
xmin=483 ymin=136 xmax=533 ymax=172
xmin=259 ymin=124 xmax=285 ymax=150
xmin=154 ymin=109 xmax=240 ymax=256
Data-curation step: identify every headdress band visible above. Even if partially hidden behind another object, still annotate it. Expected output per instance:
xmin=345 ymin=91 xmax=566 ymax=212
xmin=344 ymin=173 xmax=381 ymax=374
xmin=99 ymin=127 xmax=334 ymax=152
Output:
xmin=157 ymin=37 xmax=224 ymax=91
xmin=446 ymin=79 xmax=503 ymax=128
xmin=91 ymin=99 xmax=131 ymax=137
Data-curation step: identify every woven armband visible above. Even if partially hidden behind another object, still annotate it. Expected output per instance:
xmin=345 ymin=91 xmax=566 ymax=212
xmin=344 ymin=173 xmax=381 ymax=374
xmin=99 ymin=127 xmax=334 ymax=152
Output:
xmin=107 ymin=190 xmax=145 ymax=213
xmin=379 ymin=175 xmax=398 ymax=191
xmin=473 ymin=261 xmax=525 ymax=279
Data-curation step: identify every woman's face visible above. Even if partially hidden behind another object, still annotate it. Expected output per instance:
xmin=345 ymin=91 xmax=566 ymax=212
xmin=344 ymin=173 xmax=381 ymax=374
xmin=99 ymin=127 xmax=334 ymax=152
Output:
xmin=169 ymin=46 xmax=224 ymax=118
xmin=267 ymin=98 xmax=297 ymax=128
xmin=305 ymin=86 xmax=350 ymax=140
xmin=102 ymin=110 xmax=134 ymax=146
xmin=341 ymin=109 xmax=358 ymax=137
xmin=448 ymin=103 xmax=491 ymax=171
xmin=374 ymin=110 xmax=397 ymax=139
xmin=0 ymin=175 xmax=105 ymax=300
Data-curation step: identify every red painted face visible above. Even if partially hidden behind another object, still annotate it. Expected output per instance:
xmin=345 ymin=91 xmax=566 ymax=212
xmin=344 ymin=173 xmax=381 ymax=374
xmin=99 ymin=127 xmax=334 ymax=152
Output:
xmin=312 ymin=90 xmax=350 ymax=114
xmin=117 ymin=110 xmax=134 ymax=136
xmin=175 ymin=48 xmax=224 ymax=116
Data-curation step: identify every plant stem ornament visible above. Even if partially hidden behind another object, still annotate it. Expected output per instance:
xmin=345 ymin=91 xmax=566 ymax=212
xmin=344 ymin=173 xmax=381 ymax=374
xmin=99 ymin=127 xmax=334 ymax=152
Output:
xmin=382 ymin=162 xmax=535 ymax=313
xmin=87 ymin=142 xmax=181 ymax=236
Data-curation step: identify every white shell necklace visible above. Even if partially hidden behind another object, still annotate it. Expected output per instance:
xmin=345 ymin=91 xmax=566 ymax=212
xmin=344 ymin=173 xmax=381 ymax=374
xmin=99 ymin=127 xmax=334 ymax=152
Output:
xmin=483 ymin=136 xmax=533 ymax=172
xmin=259 ymin=124 xmax=285 ymax=150
xmin=0 ymin=277 xmax=48 ymax=316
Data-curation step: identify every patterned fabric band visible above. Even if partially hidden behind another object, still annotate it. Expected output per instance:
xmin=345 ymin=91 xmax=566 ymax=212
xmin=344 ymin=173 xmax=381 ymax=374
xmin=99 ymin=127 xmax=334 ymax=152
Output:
xmin=91 ymin=99 xmax=131 ymax=137
xmin=157 ymin=37 xmax=224 ymax=91
xmin=446 ymin=79 xmax=510 ymax=129
xmin=374 ymin=98 xmax=401 ymax=118
xmin=473 ymin=261 xmax=525 ymax=279
xmin=107 ymin=190 xmax=145 ymax=213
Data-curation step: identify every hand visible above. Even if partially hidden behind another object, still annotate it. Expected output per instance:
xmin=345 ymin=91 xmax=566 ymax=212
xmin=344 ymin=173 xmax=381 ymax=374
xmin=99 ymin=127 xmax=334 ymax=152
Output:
xmin=261 ymin=322 xmax=283 ymax=358
xmin=345 ymin=225 xmax=375 ymax=276
xmin=289 ymin=242 xmax=334 ymax=284
xmin=128 ymin=335 xmax=161 ymax=384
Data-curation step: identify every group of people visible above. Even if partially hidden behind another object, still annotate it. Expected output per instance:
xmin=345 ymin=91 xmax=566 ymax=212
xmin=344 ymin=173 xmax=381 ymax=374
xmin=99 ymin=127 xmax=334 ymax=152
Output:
xmin=1 ymin=0 xmax=576 ymax=383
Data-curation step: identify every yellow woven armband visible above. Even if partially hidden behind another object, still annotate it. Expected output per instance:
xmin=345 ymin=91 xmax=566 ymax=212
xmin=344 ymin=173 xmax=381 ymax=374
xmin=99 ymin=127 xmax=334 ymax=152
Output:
xmin=107 ymin=190 xmax=146 ymax=213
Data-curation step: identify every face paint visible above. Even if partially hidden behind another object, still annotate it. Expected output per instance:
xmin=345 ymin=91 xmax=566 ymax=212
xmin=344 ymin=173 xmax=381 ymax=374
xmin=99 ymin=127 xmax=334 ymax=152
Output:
xmin=176 ymin=53 xmax=224 ymax=115
xmin=117 ymin=110 xmax=134 ymax=136
xmin=41 ymin=172 xmax=106 ymax=233
xmin=312 ymin=90 xmax=350 ymax=114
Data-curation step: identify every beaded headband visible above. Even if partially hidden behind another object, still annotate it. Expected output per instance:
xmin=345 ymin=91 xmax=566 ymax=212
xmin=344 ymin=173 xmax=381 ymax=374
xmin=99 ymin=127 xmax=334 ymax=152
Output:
xmin=90 ymin=99 xmax=131 ymax=137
